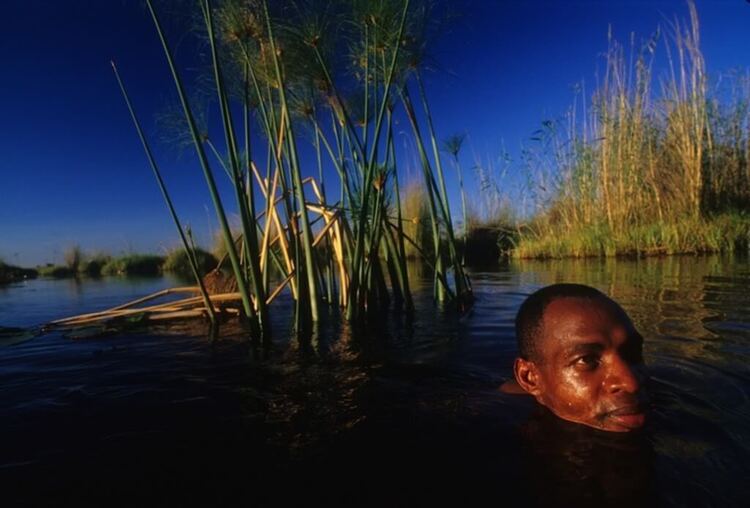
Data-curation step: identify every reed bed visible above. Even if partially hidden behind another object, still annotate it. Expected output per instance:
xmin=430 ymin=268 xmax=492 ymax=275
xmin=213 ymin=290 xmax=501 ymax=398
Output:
xmin=106 ymin=0 xmax=471 ymax=338
xmin=515 ymin=2 xmax=750 ymax=258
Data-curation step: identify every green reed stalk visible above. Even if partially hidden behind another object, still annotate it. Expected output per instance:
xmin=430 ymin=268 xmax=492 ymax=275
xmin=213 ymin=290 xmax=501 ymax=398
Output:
xmin=400 ymin=86 xmax=447 ymax=301
xmin=145 ymin=0 xmax=255 ymax=323
xmin=387 ymin=108 xmax=413 ymax=311
xmin=203 ymin=0 xmax=269 ymax=333
xmin=111 ymin=61 xmax=216 ymax=325
xmin=347 ymin=0 xmax=410 ymax=319
xmin=311 ymin=47 xmax=365 ymax=166
xmin=312 ymin=119 xmax=353 ymax=208
xmin=414 ymin=70 xmax=471 ymax=300
xmin=362 ymin=22 xmax=370 ymax=155
xmin=415 ymin=70 xmax=453 ymax=234
xmin=310 ymin=103 xmax=335 ymax=305
xmin=262 ymin=0 xmax=320 ymax=323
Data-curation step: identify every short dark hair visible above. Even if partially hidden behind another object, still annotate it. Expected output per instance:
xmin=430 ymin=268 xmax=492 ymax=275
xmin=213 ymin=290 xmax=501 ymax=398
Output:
xmin=515 ymin=283 xmax=607 ymax=362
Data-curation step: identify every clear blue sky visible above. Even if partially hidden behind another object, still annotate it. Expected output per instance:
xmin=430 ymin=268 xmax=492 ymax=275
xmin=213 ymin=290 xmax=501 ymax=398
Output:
xmin=2 ymin=0 xmax=749 ymax=266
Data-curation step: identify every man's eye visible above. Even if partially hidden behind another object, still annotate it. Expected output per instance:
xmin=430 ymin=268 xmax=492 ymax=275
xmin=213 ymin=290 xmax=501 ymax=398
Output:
xmin=574 ymin=355 xmax=600 ymax=369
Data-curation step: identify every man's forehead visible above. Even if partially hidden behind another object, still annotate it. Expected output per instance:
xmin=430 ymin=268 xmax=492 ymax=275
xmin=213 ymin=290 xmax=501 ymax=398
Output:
xmin=544 ymin=295 xmax=623 ymax=318
xmin=540 ymin=296 xmax=631 ymax=343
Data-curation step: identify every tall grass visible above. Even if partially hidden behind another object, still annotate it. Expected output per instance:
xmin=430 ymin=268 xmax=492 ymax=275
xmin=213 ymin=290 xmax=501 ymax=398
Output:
xmin=115 ymin=0 xmax=472 ymax=336
xmin=400 ymin=180 xmax=432 ymax=259
xmin=516 ymin=2 xmax=750 ymax=258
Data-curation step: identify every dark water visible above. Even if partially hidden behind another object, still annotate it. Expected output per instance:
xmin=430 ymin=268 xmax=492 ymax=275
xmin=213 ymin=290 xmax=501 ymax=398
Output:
xmin=1 ymin=256 xmax=749 ymax=507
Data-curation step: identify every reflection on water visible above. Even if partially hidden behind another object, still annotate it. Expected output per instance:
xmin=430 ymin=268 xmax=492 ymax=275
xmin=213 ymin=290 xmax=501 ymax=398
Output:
xmin=519 ymin=406 xmax=656 ymax=506
xmin=0 ymin=256 xmax=749 ymax=506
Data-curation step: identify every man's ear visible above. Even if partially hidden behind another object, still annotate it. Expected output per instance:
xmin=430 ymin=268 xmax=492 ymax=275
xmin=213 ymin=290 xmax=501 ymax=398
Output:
xmin=514 ymin=357 xmax=543 ymax=397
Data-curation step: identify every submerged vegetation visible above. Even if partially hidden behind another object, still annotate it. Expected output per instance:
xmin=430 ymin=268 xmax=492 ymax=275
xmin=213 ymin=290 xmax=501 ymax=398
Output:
xmin=514 ymin=3 xmax=750 ymax=258
xmin=111 ymin=0 xmax=472 ymax=337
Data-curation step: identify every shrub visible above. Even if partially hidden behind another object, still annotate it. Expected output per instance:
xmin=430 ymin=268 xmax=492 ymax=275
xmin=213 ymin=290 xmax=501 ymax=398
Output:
xmin=163 ymin=248 xmax=218 ymax=278
xmin=79 ymin=253 xmax=112 ymax=277
xmin=101 ymin=255 xmax=165 ymax=276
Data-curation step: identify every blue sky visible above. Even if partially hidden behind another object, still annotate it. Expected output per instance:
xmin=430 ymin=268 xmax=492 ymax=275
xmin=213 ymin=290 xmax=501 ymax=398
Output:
xmin=2 ymin=0 xmax=749 ymax=265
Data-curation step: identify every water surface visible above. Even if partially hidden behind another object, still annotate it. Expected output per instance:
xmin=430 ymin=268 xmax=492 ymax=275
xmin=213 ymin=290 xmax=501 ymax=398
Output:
xmin=1 ymin=256 xmax=748 ymax=506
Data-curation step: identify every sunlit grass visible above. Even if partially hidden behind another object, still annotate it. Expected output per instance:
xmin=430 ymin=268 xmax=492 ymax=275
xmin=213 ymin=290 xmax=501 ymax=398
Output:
xmin=515 ymin=212 xmax=749 ymax=259
xmin=515 ymin=2 xmax=750 ymax=258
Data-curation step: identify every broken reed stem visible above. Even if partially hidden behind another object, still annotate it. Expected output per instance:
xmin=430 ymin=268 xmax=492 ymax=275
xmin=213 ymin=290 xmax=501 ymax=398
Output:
xmin=106 ymin=287 xmax=200 ymax=312
xmin=46 ymin=272 xmax=313 ymax=330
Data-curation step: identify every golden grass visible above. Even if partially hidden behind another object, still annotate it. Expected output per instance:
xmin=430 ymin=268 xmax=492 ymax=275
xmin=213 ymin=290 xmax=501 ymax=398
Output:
xmin=515 ymin=2 xmax=750 ymax=258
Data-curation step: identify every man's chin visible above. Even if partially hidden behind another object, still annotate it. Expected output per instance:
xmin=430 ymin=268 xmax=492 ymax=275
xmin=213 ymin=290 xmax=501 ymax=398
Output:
xmin=600 ymin=407 xmax=647 ymax=432
xmin=544 ymin=406 xmax=647 ymax=433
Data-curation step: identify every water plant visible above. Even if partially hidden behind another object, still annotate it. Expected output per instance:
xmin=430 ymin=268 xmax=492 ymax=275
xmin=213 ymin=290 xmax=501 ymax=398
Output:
xmin=112 ymin=0 xmax=472 ymax=337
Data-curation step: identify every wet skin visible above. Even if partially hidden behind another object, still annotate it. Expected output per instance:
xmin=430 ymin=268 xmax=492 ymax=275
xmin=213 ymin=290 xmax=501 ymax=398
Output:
xmin=513 ymin=296 xmax=648 ymax=432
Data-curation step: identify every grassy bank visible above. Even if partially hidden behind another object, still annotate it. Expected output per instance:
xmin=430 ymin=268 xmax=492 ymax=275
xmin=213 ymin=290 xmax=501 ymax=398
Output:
xmin=27 ymin=248 xmax=217 ymax=279
xmin=512 ymin=3 xmax=750 ymax=259
xmin=515 ymin=212 xmax=749 ymax=259
xmin=35 ymin=248 xmax=112 ymax=279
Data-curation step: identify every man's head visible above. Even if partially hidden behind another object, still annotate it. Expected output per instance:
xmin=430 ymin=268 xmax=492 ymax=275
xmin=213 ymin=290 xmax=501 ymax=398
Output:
xmin=513 ymin=284 xmax=647 ymax=432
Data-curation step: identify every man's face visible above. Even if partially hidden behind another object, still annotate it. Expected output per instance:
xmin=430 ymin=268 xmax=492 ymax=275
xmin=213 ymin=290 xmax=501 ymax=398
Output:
xmin=515 ymin=296 xmax=647 ymax=432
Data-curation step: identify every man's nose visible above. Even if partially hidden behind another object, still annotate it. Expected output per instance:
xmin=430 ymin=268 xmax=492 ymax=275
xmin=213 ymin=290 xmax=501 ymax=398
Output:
xmin=604 ymin=354 xmax=642 ymax=394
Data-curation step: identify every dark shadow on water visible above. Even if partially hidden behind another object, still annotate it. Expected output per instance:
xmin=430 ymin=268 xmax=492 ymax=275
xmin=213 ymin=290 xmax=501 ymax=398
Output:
xmin=519 ymin=405 xmax=657 ymax=507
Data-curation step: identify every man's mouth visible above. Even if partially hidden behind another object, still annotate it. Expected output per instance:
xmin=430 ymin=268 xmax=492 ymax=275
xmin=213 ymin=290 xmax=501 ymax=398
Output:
xmin=604 ymin=405 xmax=647 ymax=430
